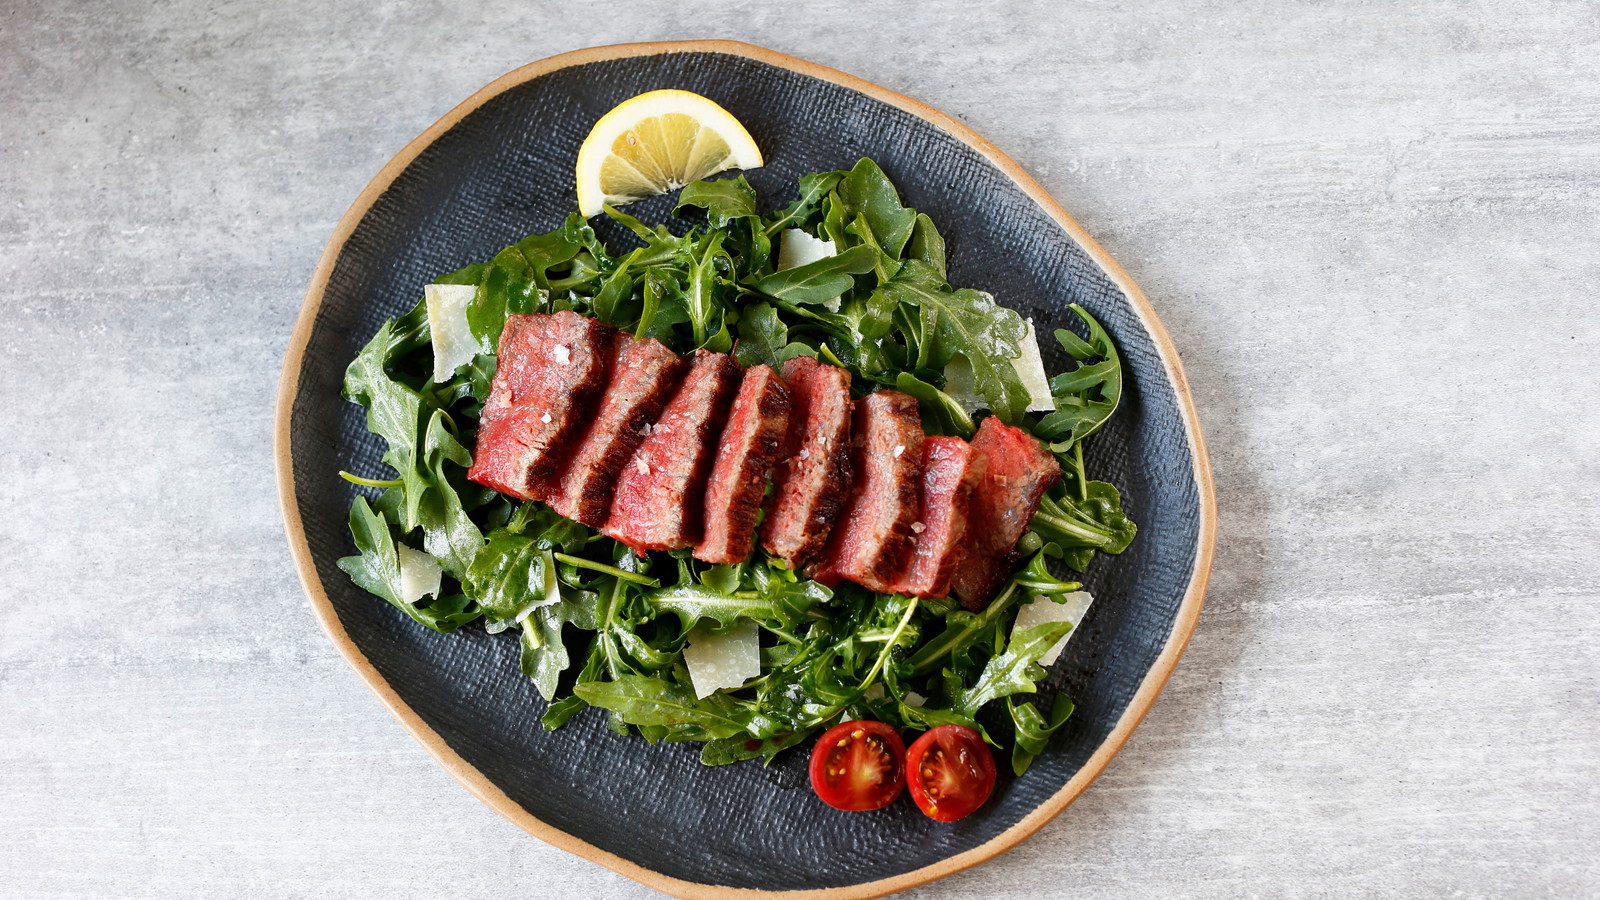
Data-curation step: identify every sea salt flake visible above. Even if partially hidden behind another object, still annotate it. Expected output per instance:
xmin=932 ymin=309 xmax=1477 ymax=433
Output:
xmin=798 ymin=447 xmax=811 ymax=461
xmin=540 ymin=411 xmax=552 ymax=423
xmin=553 ymin=345 xmax=570 ymax=364
xmin=892 ymin=445 xmax=905 ymax=458
xmin=910 ymin=521 xmax=926 ymax=534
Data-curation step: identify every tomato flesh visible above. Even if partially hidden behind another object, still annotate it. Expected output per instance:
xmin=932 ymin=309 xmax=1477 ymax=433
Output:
xmin=906 ymin=725 xmax=996 ymax=822
xmin=809 ymin=720 xmax=906 ymax=811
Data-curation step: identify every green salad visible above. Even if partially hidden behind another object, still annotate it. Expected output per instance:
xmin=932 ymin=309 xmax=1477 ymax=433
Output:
xmin=338 ymin=159 xmax=1135 ymax=776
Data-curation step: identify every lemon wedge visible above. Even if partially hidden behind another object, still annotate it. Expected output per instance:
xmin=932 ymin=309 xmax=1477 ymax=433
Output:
xmin=575 ymin=89 xmax=763 ymax=218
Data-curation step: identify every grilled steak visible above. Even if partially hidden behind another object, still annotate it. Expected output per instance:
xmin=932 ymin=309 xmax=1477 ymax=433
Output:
xmin=467 ymin=311 xmax=615 ymax=500
xmin=546 ymin=335 xmax=685 ymax=526
xmin=950 ymin=417 xmax=1063 ymax=610
xmin=694 ymin=364 xmax=791 ymax=564
xmin=897 ymin=436 xmax=988 ymax=599
xmin=812 ymin=390 xmax=924 ymax=593
xmin=602 ymin=350 xmax=741 ymax=553
xmin=760 ymin=356 xmax=854 ymax=568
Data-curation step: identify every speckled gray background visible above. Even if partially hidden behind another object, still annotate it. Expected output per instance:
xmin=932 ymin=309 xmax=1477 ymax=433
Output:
xmin=3 ymin=2 xmax=1596 ymax=898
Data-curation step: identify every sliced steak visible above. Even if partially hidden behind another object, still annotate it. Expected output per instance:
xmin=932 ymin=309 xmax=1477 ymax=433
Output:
xmin=760 ymin=356 xmax=854 ymax=568
xmin=546 ymin=335 xmax=685 ymax=526
xmin=812 ymin=390 xmax=924 ymax=593
xmin=896 ymin=436 xmax=989 ymax=599
xmin=467 ymin=311 xmax=615 ymax=500
xmin=950 ymin=416 xmax=1063 ymax=610
xmin=694 ymin=365 xmax=791 ymax=564
xmin=602 ymin=350 xmax=741 ymax=553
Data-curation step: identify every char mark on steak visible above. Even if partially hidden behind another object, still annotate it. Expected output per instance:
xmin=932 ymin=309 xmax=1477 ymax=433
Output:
xmin=694 ymin=364 xmax=791 ymax=564
xmin=811 ymin=390 xmax=923 ymax=593
xmin=466 ymin=311 xmax=615 ymax=500
xmin=760 ymin=356 xmax=854 ymax=569
xmin=546 ymin=335 xmax=685 ymax=526
xmin=950 ymin=416 xmax=1063 ymax=610
xmin=602 ymin=350 xmax=741 ymax=553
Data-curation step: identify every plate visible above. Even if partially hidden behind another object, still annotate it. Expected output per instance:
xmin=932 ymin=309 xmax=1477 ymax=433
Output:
xmin=275 ymin=40 xmax=1215 ymax=899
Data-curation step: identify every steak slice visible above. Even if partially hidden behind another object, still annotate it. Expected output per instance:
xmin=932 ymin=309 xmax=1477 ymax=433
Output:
xmin=694 ymin=365 xmax=791 ymax=564
xmin=896 ymin=436 xmax=989 ymax=599
xmin=950 ymin=416 xmax=1063 ymax=610
xmin=602 ymin=350 xmax=741 ymax=553
xmin=812 ymin=390 xmax=924 ymax=593
xmin=546 ymin=335 xmax=685 ymax=526
xmin=467 ymin=311 xmax=615 ymax=500
xmin=760 ymin=356 xmax=853 ymax=568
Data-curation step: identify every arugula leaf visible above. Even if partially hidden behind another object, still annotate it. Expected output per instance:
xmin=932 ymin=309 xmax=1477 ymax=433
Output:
xmin=874 ymin=260 xmax=1030 ymax=422
xmin=337 ymin=497 xmax=479 ymax=633
xmin=700 ymin=729 xmax=813 ymax=767
xmin=413 ymin=411 xmax=482 ymax=579
xmin=951 ymin=621 xmax=1074 ymax=717
xmin=467 ymin=530 xmax=553 ymax=628
xmin=676 ymin=175 xmax=758 ymax=227
xmin=1029 ymin=477 xmax=1137 ymax=572
xmin=831 ymin=158 xmax=916 ymax=259
xmin=907 ymin=579 xmax=1026 ymax=677
xmin=573 ymin=675 xmax=752 ymax=740
xmin=644 ymin=580 xmax=827 ymax=631
xmin=746 ymin=244 xmax=877 ymax=304
xmin=519 ymin=592 xmax=598 ymax=701
xmin=343 ymin=321 xmax=427 ymax=502
xmin=1033 ymin=304 xmax=1124 ymax=446
xmin=733 ymin=301 xmax=813 ymax=369
xmin=906 ymin=213 xmax=947 ymax=280
xmin=684 ymin=232 xmax=731 ymax=349
xmin=1009 ymin=694 xmax=1075 ymax=776
xmin=588 ymin=252 xmax=637 ymax=327
xmin=762 ymin=171 xmax=844 ymax=236
xmin=894 ymin=371 xmax=975 ymax=436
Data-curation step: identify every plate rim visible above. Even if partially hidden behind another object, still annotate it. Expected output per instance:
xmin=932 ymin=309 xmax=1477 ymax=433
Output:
xmin=274 ymin=39 xmax=1217 ymax=900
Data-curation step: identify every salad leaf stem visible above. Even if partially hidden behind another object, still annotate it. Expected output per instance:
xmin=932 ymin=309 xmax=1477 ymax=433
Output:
xmin=552 ymin=552 xmax=660 ymax=586
xmin=340 ymin=471 xmax=404 ymax=489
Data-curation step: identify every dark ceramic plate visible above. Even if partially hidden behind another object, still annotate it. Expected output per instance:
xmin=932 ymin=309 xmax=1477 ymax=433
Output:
xmin=276 ymin=41 xmax=1214 ymax=900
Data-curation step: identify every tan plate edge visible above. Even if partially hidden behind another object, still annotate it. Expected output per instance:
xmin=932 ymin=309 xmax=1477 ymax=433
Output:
xmin=274 ymin=39 xmax=1217 ymax=900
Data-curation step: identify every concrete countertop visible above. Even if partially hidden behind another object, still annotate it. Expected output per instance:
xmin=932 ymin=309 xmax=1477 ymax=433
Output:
xmin=3 ymin=1 xmax=1595 ymax=897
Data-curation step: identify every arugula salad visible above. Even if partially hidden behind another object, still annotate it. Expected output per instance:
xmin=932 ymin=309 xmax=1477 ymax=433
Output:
xmin=337 ymin=158 xmax=1136 ymax=782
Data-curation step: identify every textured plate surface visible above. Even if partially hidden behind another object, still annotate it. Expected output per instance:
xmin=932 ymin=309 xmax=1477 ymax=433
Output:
xmin=276 ymin=41 xmax=1214 ymax=899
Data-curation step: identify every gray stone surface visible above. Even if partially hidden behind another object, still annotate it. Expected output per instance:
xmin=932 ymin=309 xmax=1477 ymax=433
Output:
xmin=2 ymin=0 xmax=1596 ymax=897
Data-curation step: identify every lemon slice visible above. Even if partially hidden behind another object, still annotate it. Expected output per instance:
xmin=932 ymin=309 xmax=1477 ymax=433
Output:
xmin=575 ymin=89 xmax=763 ymax=218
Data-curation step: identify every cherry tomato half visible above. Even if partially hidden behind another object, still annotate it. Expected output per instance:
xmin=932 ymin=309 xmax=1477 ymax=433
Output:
xmin=809 ymin=720 xmax=907 ymax=811
xmin=905 ymin=725 xmax=996 ymax=822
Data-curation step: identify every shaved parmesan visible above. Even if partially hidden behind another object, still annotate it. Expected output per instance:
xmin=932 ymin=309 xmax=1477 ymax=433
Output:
xmin=1011 ymin=591 xmax=1094 ymax=666
xmin=777 ymin=228 xmax=842 ymax=312
xmin=396 ymin=545 xmax=442 ymax=605
xmin=1014 ymin=318 xmax=1057 ymax=412
xmin=943 ymin=317 xmax=1057 ymax=414
xmin=424 ymin=283 xmax=478 ymax=384
xmin=684 ymin=620 xmax=761 ymax=699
